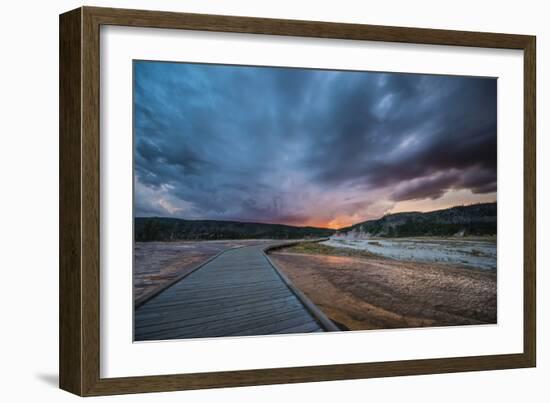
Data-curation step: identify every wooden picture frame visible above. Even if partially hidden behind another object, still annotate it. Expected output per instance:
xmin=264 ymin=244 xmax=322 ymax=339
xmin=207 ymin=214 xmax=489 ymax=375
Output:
xmin=59 ymin=6 xmax=536 ymax=396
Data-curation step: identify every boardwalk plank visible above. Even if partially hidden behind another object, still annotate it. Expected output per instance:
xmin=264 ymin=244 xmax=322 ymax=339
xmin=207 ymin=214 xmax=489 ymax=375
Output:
xmin=139 ymin=307 xmax=311 ymax=340
xmin=225 ymin=315 xmax=321 ymax=337
xmin=135 ymin=295 xmax=298 ymax=327
xmin=145 ymin=279 xmax=285 ymax=302
xmin=136 ymin=295 xmax=296 ymax=328
xmin=135 ymin=242 xmax=331 ymax=340
xmin=141 ymin=287 xmax=288 ymax=312
xmin=137 ymin=302 xmax=308 ymax=338
xmin=136 ymin=292 xmax=293 ymax=319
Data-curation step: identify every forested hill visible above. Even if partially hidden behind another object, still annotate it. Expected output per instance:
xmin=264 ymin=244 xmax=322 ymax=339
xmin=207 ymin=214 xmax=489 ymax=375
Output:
xmin=135 ymin=217 xmax=335 ymax=241
xmin=336 ymin=202 xmax=497 ymax=238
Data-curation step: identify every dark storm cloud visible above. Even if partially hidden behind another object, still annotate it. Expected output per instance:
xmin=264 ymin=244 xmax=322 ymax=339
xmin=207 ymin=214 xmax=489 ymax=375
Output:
xmin=303 ymin=74 xmax=497 ymax=188
xmin=134 ymin=61 xmax=497 ymax=225
xmin=391 ymin=171 xmax=462 ymax=201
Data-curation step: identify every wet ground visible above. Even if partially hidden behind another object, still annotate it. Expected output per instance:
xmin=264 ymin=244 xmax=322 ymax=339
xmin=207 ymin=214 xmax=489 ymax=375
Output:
xmin=269 ymin=241 xmax=497 ymax=331
xmin=323 ymin=237 xmax=496 ymax=270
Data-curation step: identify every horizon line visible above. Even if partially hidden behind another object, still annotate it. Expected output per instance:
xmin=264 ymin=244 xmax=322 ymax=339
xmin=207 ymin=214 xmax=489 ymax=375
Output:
xmin=135 ymin=201 xmax=497 ymax=231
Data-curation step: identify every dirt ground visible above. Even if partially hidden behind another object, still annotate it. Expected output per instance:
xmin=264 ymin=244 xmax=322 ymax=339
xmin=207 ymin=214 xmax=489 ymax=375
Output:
xmin=269 ymin=245 xmax=496 ymax=331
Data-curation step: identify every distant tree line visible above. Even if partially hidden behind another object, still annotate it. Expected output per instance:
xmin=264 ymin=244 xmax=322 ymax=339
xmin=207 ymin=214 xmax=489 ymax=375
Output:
xmin=134 ymin=217 xmax=335 ymax=241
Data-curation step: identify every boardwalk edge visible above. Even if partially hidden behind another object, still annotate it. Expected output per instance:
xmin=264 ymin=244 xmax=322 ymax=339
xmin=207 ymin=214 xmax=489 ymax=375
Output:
xmin=262 ymin=241 xmax=340 ymax=332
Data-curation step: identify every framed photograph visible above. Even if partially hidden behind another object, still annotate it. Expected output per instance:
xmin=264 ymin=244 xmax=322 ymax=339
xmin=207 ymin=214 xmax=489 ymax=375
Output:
xmin=59 ymin=6 xmax=536 ymax=396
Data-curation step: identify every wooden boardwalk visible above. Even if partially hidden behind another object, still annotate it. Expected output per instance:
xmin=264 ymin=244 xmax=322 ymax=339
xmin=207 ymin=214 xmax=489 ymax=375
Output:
xmin=134 ymin=242 xmax=337 ymax=341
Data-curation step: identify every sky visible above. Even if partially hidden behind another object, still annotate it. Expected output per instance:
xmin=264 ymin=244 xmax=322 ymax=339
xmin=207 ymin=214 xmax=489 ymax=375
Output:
xmin=134 ymin=61 xmax=497 ymax=229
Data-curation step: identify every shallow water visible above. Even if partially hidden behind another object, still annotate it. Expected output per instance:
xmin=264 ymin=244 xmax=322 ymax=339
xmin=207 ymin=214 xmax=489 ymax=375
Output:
xmin=322 ymin=237 xmax=496 ymax=270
